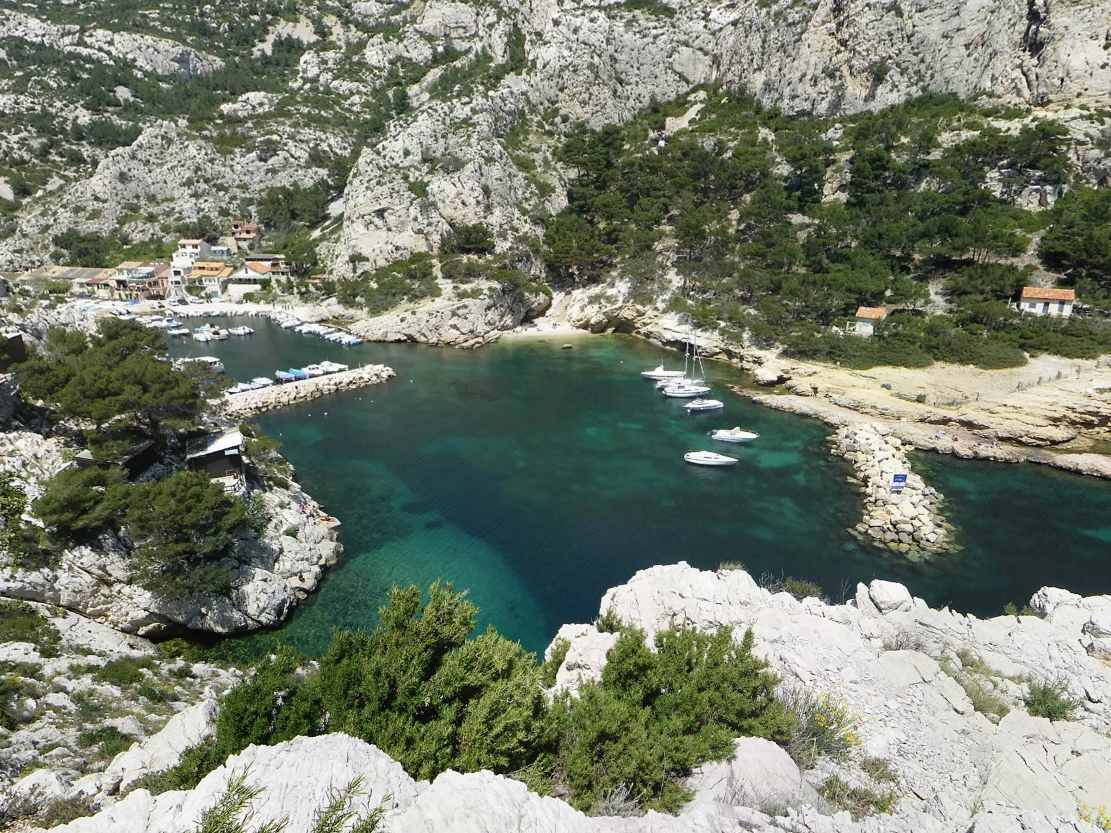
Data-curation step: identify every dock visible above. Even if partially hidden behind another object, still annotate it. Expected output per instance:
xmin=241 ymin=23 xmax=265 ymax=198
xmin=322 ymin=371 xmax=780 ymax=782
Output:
xmin=223 ymin=364 xmax=396 ymax=419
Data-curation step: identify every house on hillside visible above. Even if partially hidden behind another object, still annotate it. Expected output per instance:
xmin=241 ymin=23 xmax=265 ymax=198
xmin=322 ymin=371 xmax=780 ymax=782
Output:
xmin=232 ymin=220 xmax=260 ymax=248
xmin=109 ymin=262 xmax=158 ymax=301
xmin=176 ymin=239 xmax=211 ymax=261
xmin=848 ymin=306 xmax=887 ymax=338
xmin=186 ymin=430 xmax=245 ymax=494
xmin=1019 ymin=286 xmax=1074 ymax=318
xmin=244 ymin=254 xmax=291 ymax=280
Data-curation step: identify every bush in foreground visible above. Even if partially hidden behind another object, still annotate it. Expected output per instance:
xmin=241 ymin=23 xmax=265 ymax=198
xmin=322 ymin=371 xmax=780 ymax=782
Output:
xmin=152 ymin=583 xmax=790 ymax=814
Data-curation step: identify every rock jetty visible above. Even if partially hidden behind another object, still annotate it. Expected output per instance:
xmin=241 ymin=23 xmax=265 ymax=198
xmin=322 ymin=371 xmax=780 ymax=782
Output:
xmin=222 ymin=364 xmax=395 ymax=419
xmin=831 ymin=423 xmax=950 ymax=558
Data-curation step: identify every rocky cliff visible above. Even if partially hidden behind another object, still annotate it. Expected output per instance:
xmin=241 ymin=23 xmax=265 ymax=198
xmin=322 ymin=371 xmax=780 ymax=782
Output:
xmin=1 ymin=0 xmax=1109 ymax=271
xmin=0 ymin=408 xmax=345 ymax=636
xmin=16 ymin=563 xmax=1111 ymax=832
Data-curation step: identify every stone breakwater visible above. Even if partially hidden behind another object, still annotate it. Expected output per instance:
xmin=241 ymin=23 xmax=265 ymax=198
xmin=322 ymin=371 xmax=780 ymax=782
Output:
xmin=223 ymin=365 xmax=395 ymax=418
xmin=831 ymin=423 xmax=951 ymax=559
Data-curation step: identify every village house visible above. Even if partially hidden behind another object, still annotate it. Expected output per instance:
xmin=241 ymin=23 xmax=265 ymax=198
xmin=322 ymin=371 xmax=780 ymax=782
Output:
xmin=849 ymin=306 xmax=887 ymax=337
xmin=108 ymin=262 xmax=157 ymax=301
xmin=244 ymin=254 xmax=291 ymax=279
xmin=232 ymin=220 xmax=260 ymax=248
xmin=187 ymin=261 xmax=234 ymax=298
xmin=1020 ymin=286 xmax=1075 ymax=318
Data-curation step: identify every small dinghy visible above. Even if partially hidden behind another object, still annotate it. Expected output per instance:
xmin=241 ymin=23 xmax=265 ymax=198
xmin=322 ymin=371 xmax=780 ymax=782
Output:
xmin=641 ymin=364 xmax=687 ymax=381
xmin=685 ymin=398 xmax=724 ymax=413
xmin=684 ymin=450 xmax=738 ymax=467
xmin=710 ymin=427 xmax=759 ymax=443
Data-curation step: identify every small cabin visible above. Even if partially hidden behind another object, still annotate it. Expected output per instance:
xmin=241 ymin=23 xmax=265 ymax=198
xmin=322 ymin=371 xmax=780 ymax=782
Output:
xmin=186 ymin=430 xmax=245 ymax=492
xmin=849 ymin=306 xmax=887 ymax=338
xmin=1020 ymin=286 xmax=1074 ymax=318
xmin=73 ymin=440 xmax=157 ymax=480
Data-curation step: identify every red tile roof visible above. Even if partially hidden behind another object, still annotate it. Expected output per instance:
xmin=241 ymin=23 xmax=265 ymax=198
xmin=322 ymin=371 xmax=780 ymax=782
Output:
xmin=854 ymin=306 xmax=887 ymax=320
xmin=1022 ymin=286 xmax=1074 ymax=301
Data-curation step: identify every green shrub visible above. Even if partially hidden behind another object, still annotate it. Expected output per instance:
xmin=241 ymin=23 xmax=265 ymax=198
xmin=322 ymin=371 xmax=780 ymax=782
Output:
xmin=783 ymin=577 xmax=824 ymax=601
xmin=819 ymin=774 xmax=898 ymax=819
xmin=89 ymin=656 xmax=155 ymax=686
xmin=541 ymin=638 xmax=571 ymax=688
xmin=781 ymin=687 xmax=863 ymax=768
xmin=0 ymin=600 xmax=61 ymax=652
xmin=1024 ymin=678 xmax=1079 ymax=721
xmin=594 ymin=607 xmax=624 ymax=633
xmin=548 ymin=626 xmax=791 ymax=812
xmin=77 ymin=725 xmax=135 ymax=758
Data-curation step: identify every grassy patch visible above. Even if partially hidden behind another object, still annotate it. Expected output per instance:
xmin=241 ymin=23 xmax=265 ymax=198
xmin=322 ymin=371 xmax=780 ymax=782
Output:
xmin=77 ymin=725 xmax=135 ymax=759
xmin=1024 ymin=678 xmax=1079 ymax=721
xmin=819 ymin=774 xmax=898 ymax=819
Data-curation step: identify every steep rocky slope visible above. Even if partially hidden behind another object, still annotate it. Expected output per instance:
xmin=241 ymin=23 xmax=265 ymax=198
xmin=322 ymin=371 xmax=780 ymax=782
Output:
xmin=15 ymin=563 xmax=1111 ymax=832
xmin=1 ymin=0 xmax=1109 ymax=272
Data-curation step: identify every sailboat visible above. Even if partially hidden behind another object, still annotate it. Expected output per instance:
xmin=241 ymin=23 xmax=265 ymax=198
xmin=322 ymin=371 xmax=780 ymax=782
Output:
xmin=661 ymin=325 xmax=711 ymax=398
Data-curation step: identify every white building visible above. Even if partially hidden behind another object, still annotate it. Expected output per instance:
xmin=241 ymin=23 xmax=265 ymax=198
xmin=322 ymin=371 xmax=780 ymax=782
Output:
xmin=849 ymin=306 xmax=887 ymax=337
xmin=1020 ymin=286 xmax=1074 ymax=318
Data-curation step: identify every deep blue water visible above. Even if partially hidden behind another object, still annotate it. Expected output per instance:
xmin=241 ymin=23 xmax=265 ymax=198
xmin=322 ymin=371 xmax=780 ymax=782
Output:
xmin=168 ymin=317 xmax=1111 ymax=656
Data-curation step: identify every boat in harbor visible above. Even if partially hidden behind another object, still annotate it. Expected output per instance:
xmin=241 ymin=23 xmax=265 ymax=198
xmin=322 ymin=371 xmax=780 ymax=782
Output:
xmin=301 ymin=364 xmax=326 ymax=377
xmin=710 ymin=427 xmax=759 ymax=443
xmin=193 ymin=331 xmax=214 ymax=342
xmin=167 ymin=328 xmax=190 ymax=337
xmin=211 ymin=329 xmax=229 ymax=340
xmin=178 ymin=356 xmax=225 ymax=373
xmin=318 ymin=361 xmax=349 ymax=373
xmin=641 ymin=364 xmax=686 ymax=381
xmin=684 ymin=398 xmax=724 ymax=413
xmin=228 ymin=326 xmax=254 ymax=336
xmin=684 ymin=450 xmax=738 ymax=467
xmin=287 ymin=368 xmax=309 ymax=380
xmin=274 ymin=370 xmax=296 ymax=383
xmin=661 ymin=380 xmax=711 ymax=398
xmin=251 ymin=377 xmax=275 ymax=388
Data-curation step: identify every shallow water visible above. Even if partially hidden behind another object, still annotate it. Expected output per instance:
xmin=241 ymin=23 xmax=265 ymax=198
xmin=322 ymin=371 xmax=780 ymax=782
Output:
xmin=169 ymin=317 xmax=1111 ymax=656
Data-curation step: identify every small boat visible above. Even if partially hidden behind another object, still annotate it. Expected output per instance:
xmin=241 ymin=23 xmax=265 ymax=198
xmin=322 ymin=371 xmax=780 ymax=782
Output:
xmin=684 ymin=451 xmax=738 ymax=467
xmin=301 ymin=364 xmax=326 ymax=377
xmin=193 ymin=332 xmax=214 ymax=342
xmin=662 ymin=381 xmax=711 ymax=398
xmin=710 ymin=427 xmax=760 ymax=443
xmin=641 ymin=364 xmax=687 ymax=381
xmin=251 ymin=377 xmax=275 ymax=388
xmin=180 ymin=356 xmax=224 ymax=373
xmin=657 ymin=377 xmax=692 ymax=390
xmin=318 ymin=361 xmax=349 ymax=373
xmin=685 ymin=398 xmax=724 ymax=412
xmin=167 ymin=328 xmax=190 ymax=337
xmin=228 ymin=326 xmax=254 ymax=336
xmin=287 ymin=368 xmax=308 ymax=380
xmin=274 ymin=370 xmax=296 ymax=383
xmin=194 ymin=324 xmax=213 ymax=333
xmin=211 ymin=329 xmax=229 ymax=340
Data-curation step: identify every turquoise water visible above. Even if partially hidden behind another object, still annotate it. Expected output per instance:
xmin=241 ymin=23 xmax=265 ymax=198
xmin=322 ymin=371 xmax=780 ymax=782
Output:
xmin=169 ymin=318 xmax=1111 ymax=656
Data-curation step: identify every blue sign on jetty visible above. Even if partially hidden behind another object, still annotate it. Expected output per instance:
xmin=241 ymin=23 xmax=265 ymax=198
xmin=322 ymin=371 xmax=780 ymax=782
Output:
xmin=891 ymin=473 xmax=908 ymax=492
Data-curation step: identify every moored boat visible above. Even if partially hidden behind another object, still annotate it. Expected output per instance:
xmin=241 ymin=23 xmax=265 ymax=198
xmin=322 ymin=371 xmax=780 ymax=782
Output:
xmin=710 ymin=427 xmax=759 ymax=443
xmin=661 ymin=381 xmax=711 ymax=398
xmin=641 ymin=364 xmax=686 ymax=381
xmin=684 ymin=398 xmax=724 ymax=412
xmin=683 ymin=450 xmax=738 ymax=467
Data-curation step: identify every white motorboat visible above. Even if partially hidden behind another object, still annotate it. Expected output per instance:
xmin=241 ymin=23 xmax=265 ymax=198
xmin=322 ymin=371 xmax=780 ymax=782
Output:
xmin=684 ymin=398 xmax=724 ymax=412
xmin=228 ymin=326 xmax=254 ymax=336
xmin=167 ymin=328 xmax=190 ymax=337
xmin=710 ymin=427 xmax=759 ymax=443
xmin=211 ymin=329 xmax=229 ymax=340
xmin=301 ymin=364 xmax=326 ymax=377
xmin=662 ymin=381 xmax=711 ymax=398
xmin=179 ymin=356 xmax=225 ymax=373
xmin=684 ymin=450 xmax=738 ymax=467
xmin=641 ymin=364 xmax=687 ymax=381
xmin=656 ymin=377 xmax=692 ymax=390
xmin=251 ymin=377 xmax=275 ymax=388
xmin=318 ymin=361 xmax=349 ymax=373
xmin=193 ymin=331 xmax=214 ymax=342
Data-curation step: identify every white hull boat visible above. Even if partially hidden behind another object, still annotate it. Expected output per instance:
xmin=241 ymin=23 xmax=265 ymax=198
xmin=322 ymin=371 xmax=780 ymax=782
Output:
xmin=684 ymin=451 xmax=737 ymax=467
xmin=193 ymin=332 xmax=214 ymax=342
xmin=228 ymin=326 xmax=254 ymax=336
xmin=710 ymin=427 xmax=759 ymax=443
xmin=251 ymin=377 xmax=275 ymax=388
xmin=656 ymin=376 xmax=693 ymax=390
xmin=661 ymin=381 xmax=711 ymax=398
xmin=684 ymin=398 xmax=724 ymax=412
xmin=641 ymin=364 xmax=687 ymax=381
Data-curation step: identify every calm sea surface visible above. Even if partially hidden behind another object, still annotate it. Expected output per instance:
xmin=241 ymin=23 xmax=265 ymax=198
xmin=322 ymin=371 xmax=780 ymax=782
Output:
xmin=168 ymin=317 xmax=1111 ymax=657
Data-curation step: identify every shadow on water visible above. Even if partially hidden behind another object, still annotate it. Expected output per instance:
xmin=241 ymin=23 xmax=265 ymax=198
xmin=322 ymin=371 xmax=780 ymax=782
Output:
xmin=167 ymin=319 xmax=1111 ymax=659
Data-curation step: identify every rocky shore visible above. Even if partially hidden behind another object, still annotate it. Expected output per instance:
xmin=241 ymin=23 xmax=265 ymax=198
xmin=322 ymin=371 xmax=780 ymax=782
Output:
xmin=13 ymin=562 xmax=1111 ymax=833
xmin=222 ymin=364 xmax=396 ymax=419
xmin=830 ymin=423 xmax=951 ymax=559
